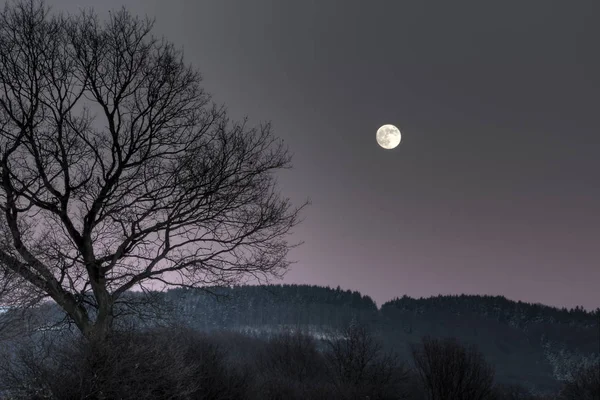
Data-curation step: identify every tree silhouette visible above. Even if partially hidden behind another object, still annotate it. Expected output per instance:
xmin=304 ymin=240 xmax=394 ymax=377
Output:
xmin=325 ymin=321 xmax=409 ymax=399
xmin=559 ymin=362 xmax=600 ymax=400
xmin=411 ymin=336 xmax=495 ymax=400
xmin=0 ymin=0 xmax=305 ymax=342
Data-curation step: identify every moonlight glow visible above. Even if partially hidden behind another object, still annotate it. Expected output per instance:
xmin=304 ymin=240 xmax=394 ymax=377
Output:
xmin=376 ymin=124 xmax=401 ymax=149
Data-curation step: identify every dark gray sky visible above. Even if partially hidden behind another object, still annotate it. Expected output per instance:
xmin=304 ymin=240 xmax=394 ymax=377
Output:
xmin=40 ymin=0 xmax=599 ymax=309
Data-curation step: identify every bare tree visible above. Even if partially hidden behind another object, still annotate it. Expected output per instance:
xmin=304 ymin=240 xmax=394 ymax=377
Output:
xmin=559 ymin=362 xmax=600 ymax=400
xmin=411 ymin=336 xmax=495 ymax=400
xmin=0 ymin=0 xmax=306 ymax=342
xmin=326 ymin=321 xmax=409 ymax=399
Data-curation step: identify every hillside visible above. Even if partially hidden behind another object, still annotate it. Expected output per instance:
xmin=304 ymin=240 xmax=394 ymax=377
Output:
xmin=159 ymin=285 xmax=598 ymax=393
xmin=1 ymin=284 xmax=597 ymax=394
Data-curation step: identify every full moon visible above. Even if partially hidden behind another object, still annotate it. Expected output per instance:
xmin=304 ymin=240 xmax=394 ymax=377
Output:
xmin=376 ymin=124 xmax=401 ymax=149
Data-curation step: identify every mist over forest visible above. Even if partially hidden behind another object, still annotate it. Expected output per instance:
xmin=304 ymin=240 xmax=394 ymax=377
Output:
xmin=1 ymin=284 xmax=598 ymax=398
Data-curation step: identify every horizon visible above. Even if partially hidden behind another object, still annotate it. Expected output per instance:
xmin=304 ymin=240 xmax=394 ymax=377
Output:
xmin=7 ymin=283 xmax=599 ymax=315
xmin=123 ymin=283 xmax=600 ymax=313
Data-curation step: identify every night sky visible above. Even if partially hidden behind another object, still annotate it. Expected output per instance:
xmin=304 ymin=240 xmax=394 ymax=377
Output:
xmin=38 ymin=0 xmax=599 ymax=310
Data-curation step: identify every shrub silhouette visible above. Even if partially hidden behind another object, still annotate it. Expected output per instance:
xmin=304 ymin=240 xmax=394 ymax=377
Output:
xmin=0 ymin=325 xmax=575 ymax=400
xmin=325 ymin=322 xmax=410 ymax=399
xmin=411 ymin=336 xmax=495 ymax=400
xmin=558 ymin=362 xmax=600 ymax=400
xmin=252 ymin=330 xmax=336 ymax=399
xmin=0 ymin=327 xmax=248 ymax=400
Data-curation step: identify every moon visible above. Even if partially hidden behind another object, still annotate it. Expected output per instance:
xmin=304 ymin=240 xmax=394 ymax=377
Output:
xmin=376 ymin=124 xmax=401 ymax=149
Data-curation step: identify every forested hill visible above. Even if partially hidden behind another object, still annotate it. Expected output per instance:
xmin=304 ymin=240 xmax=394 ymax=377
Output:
xmin=381 ymin=294 xmax=598 ymax=328
xmin=156 ymin=284 xmax=598 ymax=334
xmin=162 ymin=284 xmax=379 ymax=331
xmin=1 ymin=284 xmax=597 ymax=392
xmin=156 ymin=284 xmax=598 ymax=392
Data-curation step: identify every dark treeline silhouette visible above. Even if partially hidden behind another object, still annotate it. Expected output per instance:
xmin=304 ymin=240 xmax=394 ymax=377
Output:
xmin=163 ymin=284 xmax=379 ymax=331
xmin=0 ymin=322 xmax=597 ymax=399
xmin=383 ymin=294 xmax=598 ymax=328
xmin=0 ymin=283 xmax=598 ymax=398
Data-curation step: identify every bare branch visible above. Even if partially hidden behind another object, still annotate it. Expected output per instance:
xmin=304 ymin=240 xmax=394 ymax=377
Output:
xmin=0 ymin=0 xmax=306 ymax=341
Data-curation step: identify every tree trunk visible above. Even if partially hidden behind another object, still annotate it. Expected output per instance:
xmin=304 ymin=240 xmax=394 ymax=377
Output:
xmin=88 ymin=291 xmax=114 ymax=343
xmin=88 ymin=318 xmax=113 ymax=343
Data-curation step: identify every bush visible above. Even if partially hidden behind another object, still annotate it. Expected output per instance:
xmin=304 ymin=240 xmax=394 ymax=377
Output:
xmin=252 ymin=330 xmax=334 ymax=399
xmin=559 ymin=362 xmax=600 ymax=400
xmin=325 ymin=322 xmax=410 ymax=399
xmin=0 ymin=326 xmax=249 ymax=400
xmin=411 ymin=336 xmax=495 ymax=400
xmin=257 ymin=330 xmax=327 ymax=382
